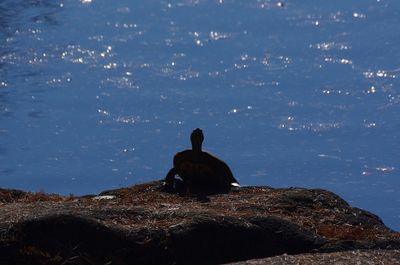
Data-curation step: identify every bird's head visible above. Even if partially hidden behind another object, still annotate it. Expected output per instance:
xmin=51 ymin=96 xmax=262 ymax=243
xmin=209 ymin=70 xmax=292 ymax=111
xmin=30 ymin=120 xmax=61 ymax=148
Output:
xmin=190 ymin=128 xmax=204 ymax=151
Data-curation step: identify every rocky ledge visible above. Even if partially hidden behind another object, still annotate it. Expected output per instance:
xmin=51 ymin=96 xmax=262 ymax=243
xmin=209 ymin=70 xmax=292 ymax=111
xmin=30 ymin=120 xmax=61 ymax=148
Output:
xmin=0 ymin=181 xmax=399 ymax=265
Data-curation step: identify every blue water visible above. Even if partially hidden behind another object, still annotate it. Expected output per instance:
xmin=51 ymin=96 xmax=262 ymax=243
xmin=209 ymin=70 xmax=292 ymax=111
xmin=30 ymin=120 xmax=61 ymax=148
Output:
xmin=1 ymin=0 xmax=399 ymax=230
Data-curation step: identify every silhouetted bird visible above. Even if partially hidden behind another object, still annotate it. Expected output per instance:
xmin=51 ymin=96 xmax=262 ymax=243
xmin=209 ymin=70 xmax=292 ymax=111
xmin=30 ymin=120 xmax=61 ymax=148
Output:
xmin=164 ymin=128 xmax=239 ymax=194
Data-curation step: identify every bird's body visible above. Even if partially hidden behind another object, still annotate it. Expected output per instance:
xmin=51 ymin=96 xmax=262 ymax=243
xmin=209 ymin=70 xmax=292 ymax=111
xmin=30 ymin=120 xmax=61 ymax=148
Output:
xmin=164 ymin=128 xmax=239 ymax=193
xmin=172 ymin=149 xmax=237 ymax=188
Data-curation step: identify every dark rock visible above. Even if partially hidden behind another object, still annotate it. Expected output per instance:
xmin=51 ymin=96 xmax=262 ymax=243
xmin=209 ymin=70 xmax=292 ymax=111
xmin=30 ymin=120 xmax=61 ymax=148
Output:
xmin=320 ymin=239 xmax=400 ymax=253
xmin=167 ymin=216 xmax=325 ymax=265
xmin=0 ymin=188 xmax=26 ymax=202
xmin=227 ymin=250 xmax=400 ymax=265
xmin=7 ymin=214 xmax=169 ymax=265
xmin=344 ymin=207 xmax=385 ymax=227
xmin=0 ymin=181 xmax=399 ymax=264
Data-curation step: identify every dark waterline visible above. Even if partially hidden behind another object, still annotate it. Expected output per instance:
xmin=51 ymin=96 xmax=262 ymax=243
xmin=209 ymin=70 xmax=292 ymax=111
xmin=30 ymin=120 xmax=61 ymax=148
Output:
xmin=0 ymin=0 xmax=399 ymax=230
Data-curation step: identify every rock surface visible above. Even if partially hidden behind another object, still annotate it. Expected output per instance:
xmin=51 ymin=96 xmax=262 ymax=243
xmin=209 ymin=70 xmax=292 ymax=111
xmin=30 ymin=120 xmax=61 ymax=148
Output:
xmin=0 ymin=181 xmax=399 ymax=264
xmin=227 ymin=250 xmax=400 ymax=265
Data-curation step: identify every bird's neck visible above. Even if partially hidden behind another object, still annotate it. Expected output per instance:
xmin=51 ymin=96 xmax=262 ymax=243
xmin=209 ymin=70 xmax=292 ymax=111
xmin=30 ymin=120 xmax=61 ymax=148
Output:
xmin=192 ymin=144 xmax=202 ymax=154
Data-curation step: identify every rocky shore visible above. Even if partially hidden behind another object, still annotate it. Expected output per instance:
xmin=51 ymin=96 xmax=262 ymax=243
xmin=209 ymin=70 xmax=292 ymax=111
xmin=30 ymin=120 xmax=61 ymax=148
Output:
xmin=0 ymin=181 xmax=399 ymax=264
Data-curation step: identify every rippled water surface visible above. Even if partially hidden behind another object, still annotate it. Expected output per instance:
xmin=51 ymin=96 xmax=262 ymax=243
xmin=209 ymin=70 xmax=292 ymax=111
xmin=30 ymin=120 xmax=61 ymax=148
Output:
xmin=1 ymin=0 xmax=399 ymax=229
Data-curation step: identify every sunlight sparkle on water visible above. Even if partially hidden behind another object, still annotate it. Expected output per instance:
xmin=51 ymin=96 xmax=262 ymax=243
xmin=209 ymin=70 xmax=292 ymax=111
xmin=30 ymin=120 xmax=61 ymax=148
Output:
xmin=1 ymin=0 xmax=400 ymax=231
